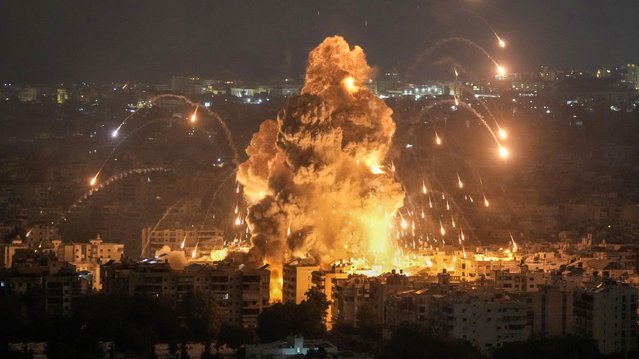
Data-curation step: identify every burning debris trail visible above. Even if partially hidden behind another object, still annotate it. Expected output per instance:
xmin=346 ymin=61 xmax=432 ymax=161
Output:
xmin=236 ymin=36 xmax=405 ymax=298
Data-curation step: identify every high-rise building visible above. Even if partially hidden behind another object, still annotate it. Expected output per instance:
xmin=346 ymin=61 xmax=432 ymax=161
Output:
xmin=283 ymin=258 xmax=320 ymax=304
xmin=311 ymin=264 xmax=349 ymax=328
xmin=574 ymin=281 xmax=638 ymax=355
xmin=101 ymin=260 xmax=270 ymax=328
xmin=430 ymin=290 xmax=529 ymax=351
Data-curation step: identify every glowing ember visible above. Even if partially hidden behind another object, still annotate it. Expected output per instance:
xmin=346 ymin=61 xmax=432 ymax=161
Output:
xmin=498 ymin=127 xmax=508 ymax=139
xmin=191 ymin=242 xmax=198 ymax=258
xmin=496 ymin=65 xmax=506 ymax=76
xmin=498 ymin=145 xmax=509 ymax=158
xmin=483 ymin=194 xmax=490 ymax=207
xmin=190 ymin=105 xmax=198 ymax=123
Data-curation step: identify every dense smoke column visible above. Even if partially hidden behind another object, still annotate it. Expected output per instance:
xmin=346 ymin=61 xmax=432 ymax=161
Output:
xmin=236 ymin=36 xmax=405 ymax=297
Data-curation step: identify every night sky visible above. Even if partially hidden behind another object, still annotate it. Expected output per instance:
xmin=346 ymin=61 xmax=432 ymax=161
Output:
xmin=2 ymin=0 xmax=639 ymax=83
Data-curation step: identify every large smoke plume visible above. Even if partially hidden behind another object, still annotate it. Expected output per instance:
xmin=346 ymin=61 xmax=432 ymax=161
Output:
xmin=237 ymin=36 xmax=405 ymax=274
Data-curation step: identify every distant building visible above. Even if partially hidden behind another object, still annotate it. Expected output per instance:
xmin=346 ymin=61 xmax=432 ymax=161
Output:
xmin=140 ymin=227 xmax=224 ymax=258
xmin=51 ymin=235 xmax=124 ymax=290
xmin=18 ymin=87 xmax=38 ymax=102
xmin=493 ymin=267 xmax=551 ymax=292
xmin=171 ymin=76 xmax=201 ymax=95
xmin=25 ymin=225 xmax=61 ymax=247
xmin=0 ymin=238 xmax=28 ymax=268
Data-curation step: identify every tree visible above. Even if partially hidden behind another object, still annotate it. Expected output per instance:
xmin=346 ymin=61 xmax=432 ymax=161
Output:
xmin=217 ymin=323 xmax=253 ymax=349
xmin=356 ymin=302 xmax=382 ymax=341
xmin=180 ymin=291 xmax=222 ymax=341
xmin=492 ymin=335 xmax=601 ymax=359
xmin=256 ymin=289 xmax=328 ymax=342
xmin=380 ymin=323 xmax=484 ymax=359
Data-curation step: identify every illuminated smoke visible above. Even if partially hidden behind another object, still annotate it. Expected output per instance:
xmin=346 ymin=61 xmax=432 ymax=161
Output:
xmin=155 ymin=245 xmax=188 ymax=270
xmin=237 ymin=36 xmax=405 ymax=290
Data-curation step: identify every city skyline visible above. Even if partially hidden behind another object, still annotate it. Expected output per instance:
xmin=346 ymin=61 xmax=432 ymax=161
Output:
xmin=3 ymin=0 xmax=639 ymax=83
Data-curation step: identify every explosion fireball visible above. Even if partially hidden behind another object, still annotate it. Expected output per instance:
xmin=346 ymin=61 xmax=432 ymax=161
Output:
xmin=236 ymin=36 xmax=405 ymax=300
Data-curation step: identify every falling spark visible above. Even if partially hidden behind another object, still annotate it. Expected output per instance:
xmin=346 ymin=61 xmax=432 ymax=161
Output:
xmin=191 ymin=242 xmax=198 ymax=258
xmin=498 ymin=127 xmax=508 ymax=140
xmin=190 ymin=105 xmax=199 ymax=123
xmin=483 ymin=194 xmax=490 ymax=207
xmin=180 ymin=235 xmax=186 ymax=249
xmin=435 ymin=131 xmax=442 ymax=145
xmin=440 ymin=221 xmax=446 ymax=236
xmin=457 ymin=173 xmax=463 ymax=189
xmin=111 ymin=129 xmax=119 ymax=138
xmin=89 ymin=174 xmax=99 ymax=186
xmin=497 ymin=35 xmax=506 ymax=48
xmin=400 ymin=217 xmax=408 ymax=230
xmin=498 ymin=145 xmax=509 ymax=158
xmin=287 ymin=225 xmax=292 ymax=236
xmin=421 ymin=180 xmax=428 ymax=194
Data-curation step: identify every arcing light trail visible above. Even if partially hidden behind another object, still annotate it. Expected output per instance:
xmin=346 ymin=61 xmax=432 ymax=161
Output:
xmin=418 ymin=98 xmax=509 ymax=158
xmin=414 ymin=37 xmax=506 ymax=76
xmin=93 ymin=94 xmax=239 ymax=186
xmin=109 ymin=94 xmax=239 ymax=163
xmin=455 ymin=8 xmax=507 ymax=48
xmin=37 ymin=167 xmax=171 ymax=234
xmin=90 ymin=117 xmax=221 ymax=187
xmin=453 ymin=82 xmax=509 ymax=143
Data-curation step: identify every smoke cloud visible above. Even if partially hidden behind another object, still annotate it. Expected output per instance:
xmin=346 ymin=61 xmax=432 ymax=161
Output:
xmin=155 ymin=245 xmax=188 ymax=270
xmin=237 ymin=36 xmax=405 ymax=272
